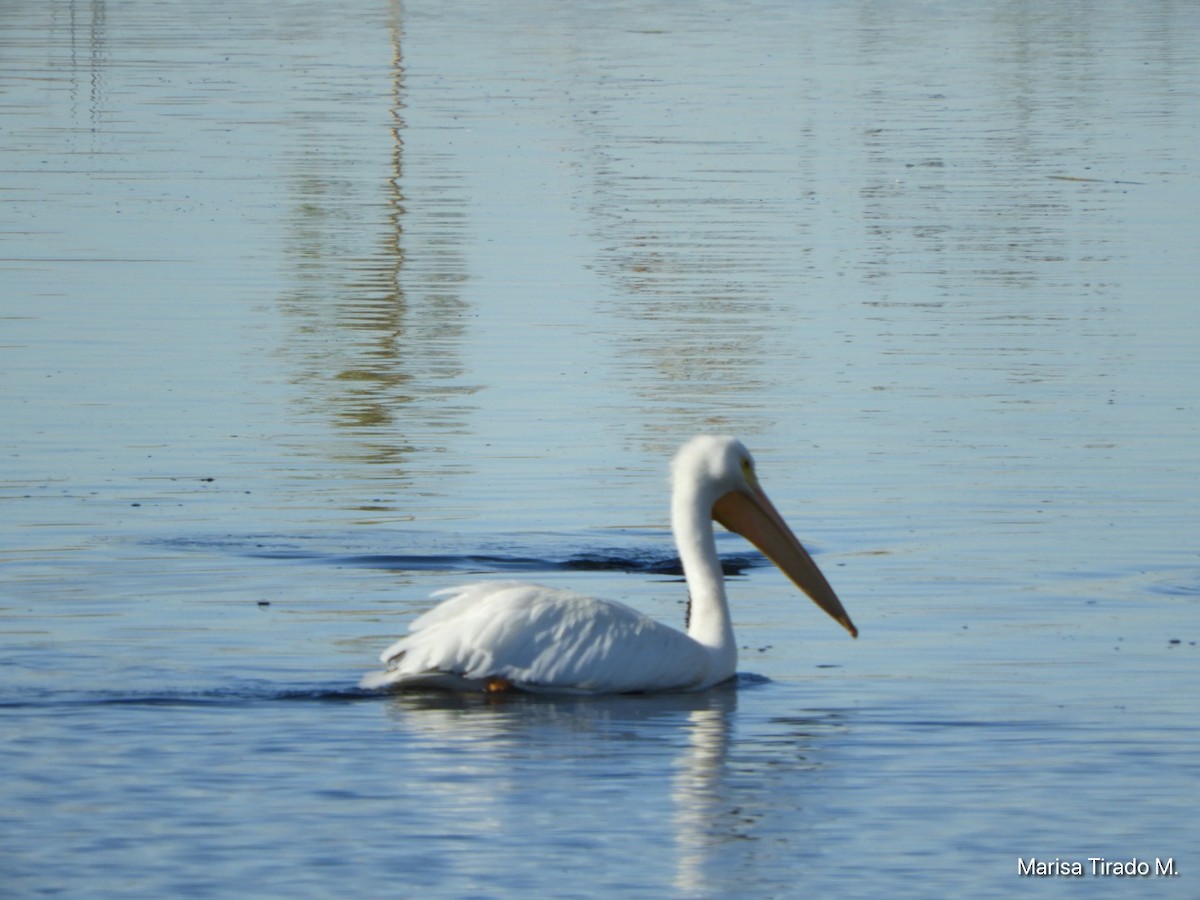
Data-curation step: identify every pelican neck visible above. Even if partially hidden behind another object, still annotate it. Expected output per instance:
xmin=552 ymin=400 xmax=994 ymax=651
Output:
xmin=671 ymin=479 xmax=736 ymax=662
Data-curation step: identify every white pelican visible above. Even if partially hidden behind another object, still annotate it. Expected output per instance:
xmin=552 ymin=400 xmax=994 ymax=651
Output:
xmin=360 ymin=435 xmax=856 ymax=694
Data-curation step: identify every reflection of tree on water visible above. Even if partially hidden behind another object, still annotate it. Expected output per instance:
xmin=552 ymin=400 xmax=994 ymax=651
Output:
xmin=556 ymin=28 xmax=821 ymax=450
xmin=63 ymin=0 xmax=109 ymax=136
xmin=276 ymin=7 xmax=479 ymax=484
xmin=551 ymin=8 xmax=1142 ymax=461
xmin=577 ymin=124 xmax=796 ymax=448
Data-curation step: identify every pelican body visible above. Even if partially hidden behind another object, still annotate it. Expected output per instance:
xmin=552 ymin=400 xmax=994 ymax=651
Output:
xmin=360 ymin=435 xmax=856 ymax=694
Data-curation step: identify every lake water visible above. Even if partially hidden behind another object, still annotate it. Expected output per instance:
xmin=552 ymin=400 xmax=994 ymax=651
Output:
xmin=3 ymin=0 xmax=1198 ymax=896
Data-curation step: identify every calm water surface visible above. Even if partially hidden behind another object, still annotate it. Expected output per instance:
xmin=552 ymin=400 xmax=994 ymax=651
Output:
xmin=2 ymin=1 xmax=1198 ymax=896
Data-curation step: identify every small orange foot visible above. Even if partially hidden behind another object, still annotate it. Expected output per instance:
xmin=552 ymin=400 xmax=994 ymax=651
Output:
xmin=484 ymin=676 xmax=514 ymax=693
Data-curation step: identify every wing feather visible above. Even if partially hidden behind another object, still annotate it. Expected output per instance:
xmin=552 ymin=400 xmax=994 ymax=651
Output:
xmin=360 ymin=581 xmax=711 ymax=694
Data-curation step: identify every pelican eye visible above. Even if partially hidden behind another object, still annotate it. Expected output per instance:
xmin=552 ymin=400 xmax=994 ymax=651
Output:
xmin=740 ymin=457 xmax=757 ymax=483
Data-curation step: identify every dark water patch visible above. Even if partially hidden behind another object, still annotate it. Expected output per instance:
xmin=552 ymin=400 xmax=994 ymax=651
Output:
xmin=150 ymin=533 xmax=766 ymax=576
xmin=328 ymin=550 xmax=760 ymax=577
xmin=375 ymin=674 xmax=760 ymax=718
xmin=1148 ymin=571 xmax=1200 ymax=598
xmin=0 ymin=685 xmax=379 ymax=710
xmin=2 ymin=673 xmax=771 ymax=712
xmin=364 ymin=670 xmax=766 ymax=708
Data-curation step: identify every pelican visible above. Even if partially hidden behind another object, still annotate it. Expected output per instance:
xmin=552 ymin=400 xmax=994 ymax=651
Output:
xmin=360 ymin=435 xmax=856 ymax=694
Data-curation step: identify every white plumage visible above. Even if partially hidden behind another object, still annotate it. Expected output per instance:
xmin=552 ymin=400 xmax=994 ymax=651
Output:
xmin=361 ymin=582 xmax=710 ymax=693
xmin=360 ymin=435 xmax=856 ymax=695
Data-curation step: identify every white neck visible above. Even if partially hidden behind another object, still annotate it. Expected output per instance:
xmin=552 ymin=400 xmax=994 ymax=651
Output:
xmin=672 ymin=480 xmax=737 ymax=683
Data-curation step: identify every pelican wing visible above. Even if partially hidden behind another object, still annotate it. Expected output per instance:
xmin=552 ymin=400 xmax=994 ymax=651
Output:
xmin=360 ymin=582 xmax=711 ymax=694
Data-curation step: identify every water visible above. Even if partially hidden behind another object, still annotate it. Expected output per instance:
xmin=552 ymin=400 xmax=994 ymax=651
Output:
xmin=3 ymin=0 xmax=1198 ymax=896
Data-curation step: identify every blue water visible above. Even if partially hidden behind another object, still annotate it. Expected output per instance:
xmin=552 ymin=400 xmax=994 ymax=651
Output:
xmin=3 ymin=0 xmax=1198 ymax=896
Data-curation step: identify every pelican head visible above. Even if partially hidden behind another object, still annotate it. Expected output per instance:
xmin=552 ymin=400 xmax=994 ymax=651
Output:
xmin=672 ymin=435 xmax=858 ymax=638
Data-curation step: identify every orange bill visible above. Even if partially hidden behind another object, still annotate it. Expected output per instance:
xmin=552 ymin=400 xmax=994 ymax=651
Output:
xmin=712 ymin=485 xmax=857 ymax=638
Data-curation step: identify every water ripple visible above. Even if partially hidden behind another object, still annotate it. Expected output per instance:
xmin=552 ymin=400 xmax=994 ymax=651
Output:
xmin=151 ymin=533 xmax=766 ymax=576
